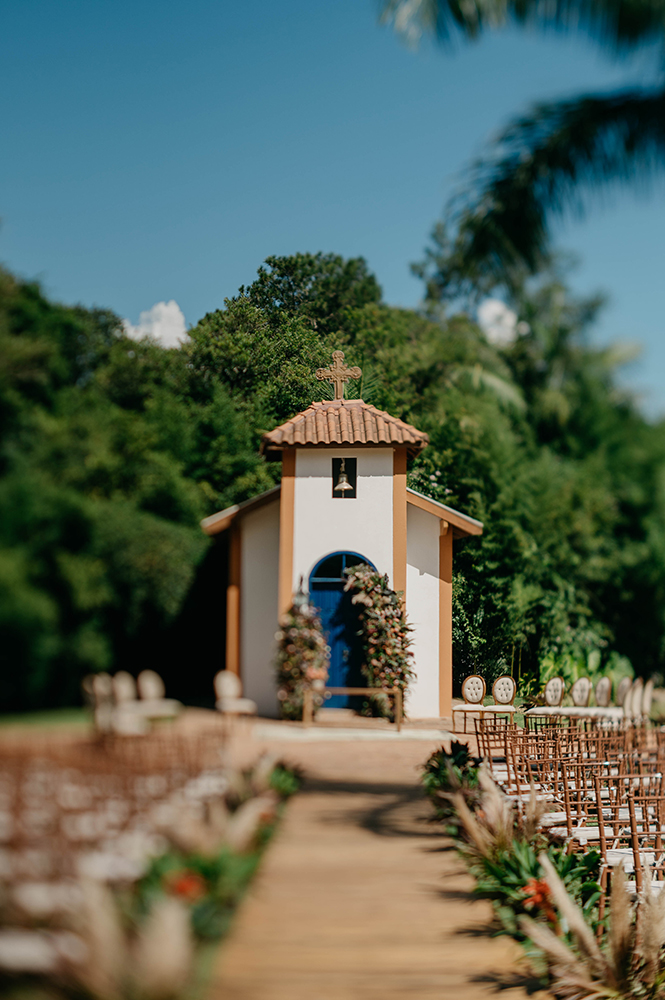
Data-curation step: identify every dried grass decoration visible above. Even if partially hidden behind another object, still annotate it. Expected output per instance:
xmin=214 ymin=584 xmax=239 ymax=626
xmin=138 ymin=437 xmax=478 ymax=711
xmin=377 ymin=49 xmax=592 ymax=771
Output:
xmin=343 ymin=565 xmax=414 ymax=719
xmin=275 ymin=601 xmax=329 ymax=720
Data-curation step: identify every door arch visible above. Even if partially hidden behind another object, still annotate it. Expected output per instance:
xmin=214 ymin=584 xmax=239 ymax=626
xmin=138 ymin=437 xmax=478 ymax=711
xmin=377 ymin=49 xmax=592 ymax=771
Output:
xmin=309 ymin=551 xmax=375 ymax=708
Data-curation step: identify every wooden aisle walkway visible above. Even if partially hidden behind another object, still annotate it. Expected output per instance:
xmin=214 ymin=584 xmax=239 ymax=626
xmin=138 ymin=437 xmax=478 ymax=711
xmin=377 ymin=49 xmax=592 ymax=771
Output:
xmin=211 ymin=736 xmax=544 ymax=1000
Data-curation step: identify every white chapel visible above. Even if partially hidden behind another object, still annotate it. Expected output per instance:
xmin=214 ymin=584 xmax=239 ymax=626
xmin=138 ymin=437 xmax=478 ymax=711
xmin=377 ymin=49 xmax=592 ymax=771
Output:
xmin=201 ymin=351 xmax=483 ymax=719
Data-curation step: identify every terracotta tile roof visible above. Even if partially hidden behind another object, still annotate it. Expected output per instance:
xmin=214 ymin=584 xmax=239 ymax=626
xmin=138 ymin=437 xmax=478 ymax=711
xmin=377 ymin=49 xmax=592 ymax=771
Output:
xmin=260 ymin=400 xmax=429 ymax=457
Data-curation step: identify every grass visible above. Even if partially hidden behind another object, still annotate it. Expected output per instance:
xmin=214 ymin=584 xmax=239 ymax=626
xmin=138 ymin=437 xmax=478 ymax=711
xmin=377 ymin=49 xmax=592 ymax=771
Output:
xmin=0 ymin=707 xmax=88 ymax=729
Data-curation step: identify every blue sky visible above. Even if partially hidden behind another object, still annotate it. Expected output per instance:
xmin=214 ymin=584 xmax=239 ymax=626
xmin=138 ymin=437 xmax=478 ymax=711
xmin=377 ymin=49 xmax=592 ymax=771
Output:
xmin=2 ymin=1 xmax=664 ymax=410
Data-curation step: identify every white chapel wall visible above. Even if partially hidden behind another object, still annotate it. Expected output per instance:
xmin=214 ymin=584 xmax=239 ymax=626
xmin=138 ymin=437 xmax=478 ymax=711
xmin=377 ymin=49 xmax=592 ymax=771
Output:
xmin=406 ymin=504 xmax=440 ymax=718
xmin=240 ymin=499 xmax=280 ymax=718
xmin=292 ymin=448 xmax=394 ymax=590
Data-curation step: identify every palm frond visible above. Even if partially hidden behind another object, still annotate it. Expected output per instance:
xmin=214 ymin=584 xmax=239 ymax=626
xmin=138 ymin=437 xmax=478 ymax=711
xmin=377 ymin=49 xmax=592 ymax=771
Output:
xmin=380 ymin=0 xmax=665 ymax=55
xmin=345 ymin=361 xmax=384 ymax=403
xmin=430 ymin=87 xmax=665 ymax=295
xmin=451 ymin=363 xmax=526 ymax=409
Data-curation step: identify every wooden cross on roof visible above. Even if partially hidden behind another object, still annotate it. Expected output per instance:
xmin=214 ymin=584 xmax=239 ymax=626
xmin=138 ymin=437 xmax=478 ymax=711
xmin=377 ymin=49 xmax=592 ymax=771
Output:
xmin=316 ymin=351 xmax=362 ymax=400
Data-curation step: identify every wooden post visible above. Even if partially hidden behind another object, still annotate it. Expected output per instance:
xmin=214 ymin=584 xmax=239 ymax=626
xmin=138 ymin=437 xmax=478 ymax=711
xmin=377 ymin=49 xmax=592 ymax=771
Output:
xmin=395 ymin=688 xmax=403 ymax=732
xmin=439 ymin=522 xmax=453 ymax=718
xmin=392 ymin=448 xmax=407 ymax=599
xmin=278 ymin=448 xmax=296 ymax=616
xmin=225 ymin=522 xmax=241 ymax=676
xmin=302 ymin=687 xmax=314 ymax=727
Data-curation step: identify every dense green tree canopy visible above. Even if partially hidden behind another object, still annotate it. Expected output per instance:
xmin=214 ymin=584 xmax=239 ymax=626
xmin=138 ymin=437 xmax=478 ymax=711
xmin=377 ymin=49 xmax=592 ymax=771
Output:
xmin=2 ymin=250 xmax=664 ymax=709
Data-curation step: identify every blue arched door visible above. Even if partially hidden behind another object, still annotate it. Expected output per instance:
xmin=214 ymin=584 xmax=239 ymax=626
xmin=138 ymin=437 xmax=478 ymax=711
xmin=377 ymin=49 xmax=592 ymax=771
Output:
xmin=309 ymin=552 xmax=375 ymax=708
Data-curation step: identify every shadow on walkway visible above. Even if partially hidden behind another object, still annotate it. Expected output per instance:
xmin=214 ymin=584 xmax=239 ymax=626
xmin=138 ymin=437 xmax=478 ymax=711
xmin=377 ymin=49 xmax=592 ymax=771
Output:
xmin=301 ymin=774 xmax=442 ymax=839
xmin=471 ymin=971 xmax=547 ymax=996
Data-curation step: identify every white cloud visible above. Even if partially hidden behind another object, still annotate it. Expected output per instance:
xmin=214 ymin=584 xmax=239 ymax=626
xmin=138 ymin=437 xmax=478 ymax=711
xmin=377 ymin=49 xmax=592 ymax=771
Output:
xmin=477 ymin=298 xmax=518 ymax=347
xmin=123 ymin=300 xmax=187 ymax=348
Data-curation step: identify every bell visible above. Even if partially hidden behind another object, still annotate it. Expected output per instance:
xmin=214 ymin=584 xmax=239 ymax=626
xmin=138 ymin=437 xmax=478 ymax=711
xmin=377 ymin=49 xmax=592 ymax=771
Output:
xmin=334 ymin=457 xmax=354 ymax=493
xmin=334 ymin=471 xmax=354 ymax=492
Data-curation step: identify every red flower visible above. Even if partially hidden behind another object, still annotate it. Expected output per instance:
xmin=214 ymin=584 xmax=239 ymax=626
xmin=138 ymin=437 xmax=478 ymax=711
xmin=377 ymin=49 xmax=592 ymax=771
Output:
xmin=523 ymin=878 xmax=557 ymax=925
xmin=164 ymin=870 xmax=207 ymax=902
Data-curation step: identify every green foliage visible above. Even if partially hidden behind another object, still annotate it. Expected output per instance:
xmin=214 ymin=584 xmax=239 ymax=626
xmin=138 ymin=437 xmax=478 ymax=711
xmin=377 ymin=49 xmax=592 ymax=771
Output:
xmin=269 ymin=763 xmax=304 ymax=799
xmin=469 ymin=841 xmax=602 ymax=939
xmin=0 ymin=270 xmax=210 ymax=709
xmin=274 ymin=602 xmax=329 ymax=720
xmin=135 ymin=761 xmax=300 ymax=943
xmin=398 ymin=261 xmax=665 ymax=687
xmin=4 ymin=243 xmax=665 ymax=709
xmin=422 ymin=741 xmax=482 ymax=831
xmin=0 ymin=253 xmax=381 ymax=710
xmin=138 ymin=848 xmax=262 ymax=941
xmin=246 ymin=252 xmax=382 ymax=339
xmin=343 ymin=564 xmax=414 ymax=719
xmin=420 ymin=745 xmax=603 ymax=945
xmin=537 ymin=648 xmax=634 ymax=692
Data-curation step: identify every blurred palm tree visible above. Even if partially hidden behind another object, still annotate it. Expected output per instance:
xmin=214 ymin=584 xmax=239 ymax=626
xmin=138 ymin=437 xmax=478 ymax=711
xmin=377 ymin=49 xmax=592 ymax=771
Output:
xmin=381 ymin=0 xmax=665 ymax=294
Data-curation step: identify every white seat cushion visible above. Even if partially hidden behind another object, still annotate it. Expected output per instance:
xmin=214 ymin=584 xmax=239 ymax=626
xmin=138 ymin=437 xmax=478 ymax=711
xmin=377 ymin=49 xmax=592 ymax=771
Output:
xmin=216 ymin=697 xmax=257 ymax=716
xmin=123 ymin=698 xmax=181 ymax=719
xmin=548 ymin=826 xmax=615 ymax=842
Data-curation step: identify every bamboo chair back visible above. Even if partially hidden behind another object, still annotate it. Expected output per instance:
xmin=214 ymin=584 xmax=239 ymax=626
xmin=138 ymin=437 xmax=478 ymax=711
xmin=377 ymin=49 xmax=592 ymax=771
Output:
xmin=594 ymin=771 xmax=665 ymax=895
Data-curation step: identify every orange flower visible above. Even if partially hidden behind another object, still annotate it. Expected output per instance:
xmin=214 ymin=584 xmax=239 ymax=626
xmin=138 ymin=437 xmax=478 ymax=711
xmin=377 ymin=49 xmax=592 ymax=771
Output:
xmin=164 ymin=870 xmax=207 ymax=902
xmin=523 ymin=877 xmax=557 ymax=924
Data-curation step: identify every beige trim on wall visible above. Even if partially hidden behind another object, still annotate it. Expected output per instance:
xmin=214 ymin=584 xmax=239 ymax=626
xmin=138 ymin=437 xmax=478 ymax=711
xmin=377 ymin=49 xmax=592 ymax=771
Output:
xmin=406 ymin=489 xmax=483 ymax=537
xmin=392 ymin=447 xmax=407 ymax=598
xmin=278 ymin=448 xmax=296 ymax=615
xmin=225 ymin=522 xmax=241 ymax=676
xmin=439 ymin=523 xmax=453 ymax=718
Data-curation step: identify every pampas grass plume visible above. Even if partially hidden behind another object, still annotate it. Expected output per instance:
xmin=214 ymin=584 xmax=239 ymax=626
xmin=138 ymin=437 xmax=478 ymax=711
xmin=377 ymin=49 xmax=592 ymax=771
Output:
xmin=608 ymin=865 xmax=633 ymax=986
xmin=133 ymin=897 xmax=193 ymax=1000
xmin=76 ymin=879 xmax=127 ymax=1000
xmin=538 ymin=853 xmax=613 ymax=986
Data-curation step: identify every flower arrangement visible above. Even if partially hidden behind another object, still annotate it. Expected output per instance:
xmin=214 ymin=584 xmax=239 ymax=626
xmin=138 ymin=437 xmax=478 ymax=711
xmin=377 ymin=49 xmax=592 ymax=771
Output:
xmin=343 ymin=565 xmax=414 ymax=719
xmin=274 ymin=600 xmax=329 ymax=720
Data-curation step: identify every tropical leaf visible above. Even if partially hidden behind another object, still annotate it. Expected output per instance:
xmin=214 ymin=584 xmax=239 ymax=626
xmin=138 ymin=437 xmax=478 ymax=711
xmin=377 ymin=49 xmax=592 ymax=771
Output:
xmin=380 ymin=0 xmax=665 ymax=55
xmin=452 ymin=363 xmax=526 ymax=409
xmin=417 ymin=87 xmax=665 ymax=294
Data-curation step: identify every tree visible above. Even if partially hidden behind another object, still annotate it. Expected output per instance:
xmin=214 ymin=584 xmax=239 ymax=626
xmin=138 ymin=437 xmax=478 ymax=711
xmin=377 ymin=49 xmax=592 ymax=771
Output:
xmin=0 ymin=268 xmax=208 ymax=709
xmin=381 ymin=0 xmax=665 ymax=291
xmin=245 ymin=252 xmax=382 ymax=337
xmin=4 ymin=249 xmax=665 ymax=708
